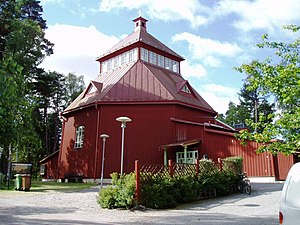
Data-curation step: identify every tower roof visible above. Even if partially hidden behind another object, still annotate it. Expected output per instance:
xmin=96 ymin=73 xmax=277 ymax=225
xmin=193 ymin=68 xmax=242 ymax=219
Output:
xmin=96 ymin=16 xmax=184 ymax=62
xmin=64 ymin=60 xmax=216 ymax=115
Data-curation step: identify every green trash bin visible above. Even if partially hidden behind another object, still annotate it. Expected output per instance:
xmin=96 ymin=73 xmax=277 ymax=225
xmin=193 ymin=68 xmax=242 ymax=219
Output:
xmin=15 ymin=174 xmax=22 ymax=191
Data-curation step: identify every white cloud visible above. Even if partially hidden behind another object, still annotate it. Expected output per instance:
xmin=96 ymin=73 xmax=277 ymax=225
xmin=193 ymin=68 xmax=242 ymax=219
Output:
xmin=40 ymin=0 xmax=63 ymax=5
xmin=214 ymin=0 xmax=300 ymax=32
xmin=181 ymin=60 xmax=207 ymax=79
xmin=41 ymin=24 xmax=119 ymax=84
xmin=98 ymin=0 xmax=210 ymax=28
xmin=197 ymin=84 xmax=239 ymax=114
xmin=172 ymin=32 xmax=243 ymax=67
xmin=96 ymin=0 xmax=300 ymax=32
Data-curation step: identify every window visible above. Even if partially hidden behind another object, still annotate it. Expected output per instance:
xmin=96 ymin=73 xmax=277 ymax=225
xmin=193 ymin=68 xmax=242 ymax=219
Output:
xmin=113 ymin=56 xmax=119 ymax=68
xmin=157 ymin=54 xmax=164 ymax=67
xmin=129 ymin=48 xmax=137 ymax=63
xmin=172 ymin=60 xmax=179 ymax=73
xmin=181 ymin=84 xmax=192 ymax=94
xmin=141 ymin=48 xmax=148 ymax=62
xmin=176 ymin=150 xmax=198 ymax=164
xmin=75 ymin=125 xmax=84 ymax=148
xmin=177 ymin=127 xmax=187 ymax=141
xmin=286 ymin=174 xmax=300 ymax=208
xmin=107 ymin=59 xmax=112 ymax=71
xmin=149 ymin=51 xmax=157 ymax=65
xmin=165 ymin=58 xmax=171 ymax=70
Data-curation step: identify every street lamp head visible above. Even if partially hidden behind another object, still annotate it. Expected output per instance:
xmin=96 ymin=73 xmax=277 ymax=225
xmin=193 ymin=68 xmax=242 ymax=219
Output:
xmin=100 ymin=134 xmax=109 ymax=139
xmin=116 ymin=116 xmax=132 ymax=123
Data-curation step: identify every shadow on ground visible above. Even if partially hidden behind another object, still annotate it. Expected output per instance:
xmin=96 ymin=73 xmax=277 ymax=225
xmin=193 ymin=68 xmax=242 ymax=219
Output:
xmin=0 ymin=206 xmax=104 ymax=225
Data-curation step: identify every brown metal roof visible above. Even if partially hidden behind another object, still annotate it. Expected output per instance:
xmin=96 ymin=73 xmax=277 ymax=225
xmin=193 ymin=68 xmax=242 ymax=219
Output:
xmin=63 ymin=60 xmax=216 ymax=115
xmin=161 ymin=139 xmax=201 ymax=149
xmin=96 ymin=23 xmax=184 ymax=61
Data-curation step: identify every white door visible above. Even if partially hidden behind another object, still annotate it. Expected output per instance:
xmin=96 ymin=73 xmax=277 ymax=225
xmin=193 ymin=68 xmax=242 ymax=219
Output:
xmin=176 ymin=151 xmax=198 ymax=164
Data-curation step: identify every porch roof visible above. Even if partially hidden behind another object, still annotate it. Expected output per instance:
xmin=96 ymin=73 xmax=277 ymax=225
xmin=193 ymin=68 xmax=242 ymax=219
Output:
xmin=39 ymin=150 xmax=59 ymax=164
xmin=161 ymin=139 xmax=201 ymax=149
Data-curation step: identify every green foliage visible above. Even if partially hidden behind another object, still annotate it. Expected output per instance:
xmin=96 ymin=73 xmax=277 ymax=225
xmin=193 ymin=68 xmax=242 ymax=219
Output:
xmin=235 ymin=25 xmax=300 ymax=155
xmin=65 ymin=73 xmax=85 ymax=104
xmin=220 ymin=101 xmax=251 ymax=128
xmin=222 ymin=156 xmax=243 ymax=175
xmin=98 ymin=160 xmax=241 ymax=210
xmin=139 ymin=158 xmax=241 ymax=209
xmin=140 ymin=175 xmax=177 ymax=209
xmin=0 ymin=0 xmax=53 ymax=76
xmin=173 ymin=176 xmax=199 ymax=203
xmin=198 ymin=158 xmax=219 ymax=174
xmin=220 ymin=81 xmax=274 ymax=131
xmin=0 ymin=0 xmax=53 ymax=175
xmin=98 ymin=173 xmax=136 ymax=209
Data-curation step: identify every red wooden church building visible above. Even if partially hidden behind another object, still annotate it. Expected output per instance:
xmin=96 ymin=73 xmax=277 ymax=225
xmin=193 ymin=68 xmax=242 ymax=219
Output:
xmin=40 ymin=17 xmax=293 ymax=182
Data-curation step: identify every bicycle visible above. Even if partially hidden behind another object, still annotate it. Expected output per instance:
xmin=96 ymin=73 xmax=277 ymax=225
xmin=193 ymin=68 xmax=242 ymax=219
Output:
xmin=237 ymin=172 xmax=251 ymax=195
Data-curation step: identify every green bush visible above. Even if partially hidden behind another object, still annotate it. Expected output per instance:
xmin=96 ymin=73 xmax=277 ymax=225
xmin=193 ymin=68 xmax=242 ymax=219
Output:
xmin=222 ymin=156 xmax=243 ymax=175
xmin=140 ymin=175 xmax=177 ymax=209
xmin=199 ymin=159 xmax=219 ymax=175
xmin=98 ymin=157 xmax=243 ymax=210
xmin=98 ymin=172 xmax=136 ymax=209
xmin=98 ymin=186 xmax=118 ymax=209
xmin=172 ymin=176 xmax=199 ymax=203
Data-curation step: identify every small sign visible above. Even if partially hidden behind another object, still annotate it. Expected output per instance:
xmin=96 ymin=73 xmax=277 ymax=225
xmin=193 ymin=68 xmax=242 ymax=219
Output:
xmin=11 ymin=163 xmax=32 ymax=176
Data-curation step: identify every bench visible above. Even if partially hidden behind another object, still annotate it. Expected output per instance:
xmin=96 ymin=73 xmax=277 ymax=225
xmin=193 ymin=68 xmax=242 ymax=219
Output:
xmin=64 ymin=173 xmax=83 ymax=183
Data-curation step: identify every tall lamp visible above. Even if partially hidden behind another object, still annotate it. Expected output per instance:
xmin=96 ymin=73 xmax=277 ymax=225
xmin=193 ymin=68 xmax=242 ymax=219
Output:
xmin=100 ymin=134 xmax=109 ymax=188
xmin=116 ymin=116 xmax=132 ymax=175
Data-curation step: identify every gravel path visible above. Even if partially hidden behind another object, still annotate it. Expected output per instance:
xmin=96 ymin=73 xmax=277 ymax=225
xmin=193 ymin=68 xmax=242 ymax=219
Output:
xmin=0 ymin=182 xmax=283 ymax=225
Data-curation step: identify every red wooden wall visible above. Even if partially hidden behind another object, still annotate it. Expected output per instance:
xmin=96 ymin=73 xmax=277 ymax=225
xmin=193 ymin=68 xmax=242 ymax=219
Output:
xmin=54 ymin=103 xmax=294 ymax=180
xmin=41 ymin=151 xmax=59 ymax=179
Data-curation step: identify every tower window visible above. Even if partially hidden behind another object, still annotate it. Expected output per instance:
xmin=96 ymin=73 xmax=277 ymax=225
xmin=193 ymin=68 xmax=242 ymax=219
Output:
xmin=141 ymin=48 xmax=149 ymax=62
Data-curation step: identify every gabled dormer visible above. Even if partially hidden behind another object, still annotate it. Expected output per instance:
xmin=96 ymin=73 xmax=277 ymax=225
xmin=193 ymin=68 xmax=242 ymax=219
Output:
xmin=96 ymin=17 xmax=184 ymax=75
xmin=176 ymin=80 xmax=198 ymax=98
xmin=82 ymin=81 xmax=103 ymax=98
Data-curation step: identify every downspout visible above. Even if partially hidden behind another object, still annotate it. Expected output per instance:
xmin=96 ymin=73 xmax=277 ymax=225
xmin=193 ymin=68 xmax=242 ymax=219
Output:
xmin=57 ymin=114 xmax=68 ymax=180
xmin=94 ymin=103 xmax=101 ymax=180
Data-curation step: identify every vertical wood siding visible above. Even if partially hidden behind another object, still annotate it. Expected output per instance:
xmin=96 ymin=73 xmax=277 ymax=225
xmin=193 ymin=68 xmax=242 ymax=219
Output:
xmin=56 ymin=103 xmax=293 ymax=180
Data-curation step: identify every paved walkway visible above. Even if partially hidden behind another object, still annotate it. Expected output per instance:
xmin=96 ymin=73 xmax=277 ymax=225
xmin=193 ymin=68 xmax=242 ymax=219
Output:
xmin=0 ymin=182 xmax=283 ymax=225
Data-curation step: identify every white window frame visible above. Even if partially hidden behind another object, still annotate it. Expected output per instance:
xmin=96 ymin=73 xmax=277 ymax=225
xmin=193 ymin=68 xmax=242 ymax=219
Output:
xmin=181 ymin=84 xmax=192 ymax=94
xmin=149 ymin=51 xmax=157 ymax=65
xmin=141 ymin=48 xmax=149 ymax=62
xmin=157 ymin=54 xmax=164 ymax=67
xmin=176 ymin=150 xmax=198 ymax=164
xmin=75 ymin=125 xmax=85 ymax=148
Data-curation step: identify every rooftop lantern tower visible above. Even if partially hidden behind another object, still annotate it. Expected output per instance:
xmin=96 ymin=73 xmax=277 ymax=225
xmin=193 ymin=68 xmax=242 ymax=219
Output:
xmin=133 ymin=16 xmax=148 ymax=32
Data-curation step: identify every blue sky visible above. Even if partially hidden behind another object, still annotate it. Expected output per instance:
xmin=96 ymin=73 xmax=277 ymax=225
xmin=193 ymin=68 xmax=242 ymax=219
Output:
xmin=39 ymin=0 xmax=300 ymax=114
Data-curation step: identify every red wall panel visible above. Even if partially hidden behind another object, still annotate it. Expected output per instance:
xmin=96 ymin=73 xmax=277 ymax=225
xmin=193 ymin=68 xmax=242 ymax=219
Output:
xmin=98 ymin=104 xmax=175 ymax=178
xmin=58 ymin=107 xmax=98 ymax=178
xmin=57 ymin=102 xmax=294 ymax=180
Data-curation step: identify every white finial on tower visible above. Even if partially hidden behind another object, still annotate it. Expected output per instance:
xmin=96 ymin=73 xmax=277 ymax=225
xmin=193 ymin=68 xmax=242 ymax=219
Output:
xmin=138 ymin=9 xmax=142 ymax=17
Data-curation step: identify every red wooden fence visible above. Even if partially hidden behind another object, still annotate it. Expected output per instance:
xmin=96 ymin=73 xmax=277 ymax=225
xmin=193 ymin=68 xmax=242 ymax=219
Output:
xmin=135 ymin=159 xmax=217 ymax=202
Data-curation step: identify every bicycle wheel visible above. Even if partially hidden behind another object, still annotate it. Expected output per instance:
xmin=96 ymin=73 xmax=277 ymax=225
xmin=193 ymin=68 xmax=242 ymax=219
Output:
xmin=244 ymin=185 xmax=251 ymax=195
xmin=237 ymin=184 xmax=243 ymax=193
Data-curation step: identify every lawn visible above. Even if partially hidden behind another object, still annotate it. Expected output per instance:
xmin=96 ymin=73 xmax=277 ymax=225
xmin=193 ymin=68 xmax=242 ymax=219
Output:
xmin=1 ymin=180 xmax=97 ymax=193
xmin=31 ymin=181 xmax=97 ymax=192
